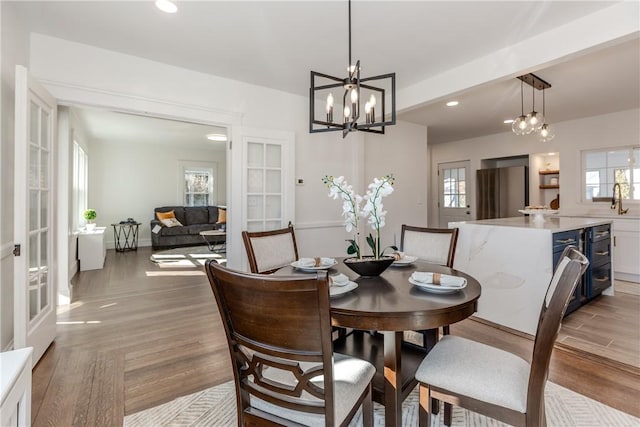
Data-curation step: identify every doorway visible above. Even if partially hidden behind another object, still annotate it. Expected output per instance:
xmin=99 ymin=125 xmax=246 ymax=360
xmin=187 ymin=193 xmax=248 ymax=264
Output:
xmin=62 ymin=106 xmax=230 ymax=297
xmin=438 ymin=160 xmax=472 ymax=227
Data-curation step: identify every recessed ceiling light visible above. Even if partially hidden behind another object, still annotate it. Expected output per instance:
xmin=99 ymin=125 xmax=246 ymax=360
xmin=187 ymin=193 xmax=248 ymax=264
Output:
xmin=446 ymin=101 xmax=459 ymax=107
xmin=503 ymin=119 xmax=514 ymax=124
xmin=155 ymin=0 xmax=177 ymax=13
xmin=206 ymin=133 xmax=227 ymax=142
xmin=547 ymin=152 xmax=556 ymax=156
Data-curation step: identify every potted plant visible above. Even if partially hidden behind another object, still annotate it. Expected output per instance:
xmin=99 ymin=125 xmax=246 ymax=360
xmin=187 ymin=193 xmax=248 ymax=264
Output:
xmin=83 ymin=209 xmax=97 ymax=231
xmin=322 ymin=174 xmax=397 ymax=276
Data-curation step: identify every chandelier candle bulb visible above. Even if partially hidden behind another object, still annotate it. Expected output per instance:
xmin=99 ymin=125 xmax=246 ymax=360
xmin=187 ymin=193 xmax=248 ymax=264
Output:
xmin=369 ymin=94 xmax=376 ymax=123
xmin=326 ymin=93 xmax=334 ymax=122
xmin=350 ymin=88 xmax=358 ymax=119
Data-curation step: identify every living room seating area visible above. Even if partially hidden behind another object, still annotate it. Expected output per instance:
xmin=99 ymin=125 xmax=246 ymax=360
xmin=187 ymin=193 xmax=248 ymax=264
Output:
xmin=151 ymin=205 xmax=226 ymax=249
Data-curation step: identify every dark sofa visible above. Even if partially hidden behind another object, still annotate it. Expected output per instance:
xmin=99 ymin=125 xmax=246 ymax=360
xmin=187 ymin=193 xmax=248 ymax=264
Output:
xmin=151 ymin=205 xmax=225 ymax=250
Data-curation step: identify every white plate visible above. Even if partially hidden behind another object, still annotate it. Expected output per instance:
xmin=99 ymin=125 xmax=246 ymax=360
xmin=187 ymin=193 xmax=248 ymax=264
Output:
xmin=330 ymin=281 xmax=358 ymax=297
xmin=391 ymin=255 xmax=418 ymax=266
xmin=518 ymin=209 xmax=559 ymax=215
xmin=290 ymin=259 xmax=338 ymax=272
xmin=408 ymin=277 xmax=467 ymax=294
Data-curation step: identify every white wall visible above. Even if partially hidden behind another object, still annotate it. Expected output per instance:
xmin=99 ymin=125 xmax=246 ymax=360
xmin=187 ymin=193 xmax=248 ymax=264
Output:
xmin=429 ymin=108 xmax=640 ymax=226
xmin=91 ymin=138 xmax=226 ymax=248
xmin=295 ymin=121 xmax=429 ymax=258
xmin=365 ymin=121 xmax=429 ymax=251
xmin=0 ymin=2 xmax=30 ymax=351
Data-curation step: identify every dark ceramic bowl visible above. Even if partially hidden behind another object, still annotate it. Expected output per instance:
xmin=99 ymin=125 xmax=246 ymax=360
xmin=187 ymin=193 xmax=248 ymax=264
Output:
xmin=343 ymin=256 xmax=394 ymax=277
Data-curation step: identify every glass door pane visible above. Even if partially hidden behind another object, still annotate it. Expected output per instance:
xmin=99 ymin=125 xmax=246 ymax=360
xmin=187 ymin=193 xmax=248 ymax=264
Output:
xmin=26 ymin=98 xmax=52 ymax=324
xmin=246 ymin=140 xmax=284 ymax=231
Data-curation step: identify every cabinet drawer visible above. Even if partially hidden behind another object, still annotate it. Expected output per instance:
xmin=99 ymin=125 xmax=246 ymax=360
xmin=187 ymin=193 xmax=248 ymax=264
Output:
xmin=589 ymin=264 xmax=611 ymax=298
xmin=590 ymin=238 xmax=611 ymax=267
xmin=591 ymin=224 xmax=611 ymax=242
xmin=553 ymin=230 xmax=580 ymax=251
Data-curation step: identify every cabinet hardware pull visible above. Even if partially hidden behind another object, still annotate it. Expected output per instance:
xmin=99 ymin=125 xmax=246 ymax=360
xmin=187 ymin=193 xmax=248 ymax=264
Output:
xmin=595 ymin=251 xmax=609 ymax=256
xmin=556 ymin=238 xmax=576 ymax=244
xmin=594 ymin=276 xmax=609 ymax=282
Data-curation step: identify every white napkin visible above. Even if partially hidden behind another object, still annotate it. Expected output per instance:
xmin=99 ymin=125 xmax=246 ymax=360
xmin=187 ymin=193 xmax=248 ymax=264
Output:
xmin=411 ymin=272 xmax=466 ymax=288
xmin=330 ymin=273 xmax=350 ymax=287
xmin=298 ymin=257 xmax=336 ymax=267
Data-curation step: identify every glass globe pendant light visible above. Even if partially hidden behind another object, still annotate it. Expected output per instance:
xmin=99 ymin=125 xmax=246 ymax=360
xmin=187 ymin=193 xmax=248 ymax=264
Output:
xmin=524 ymin=84 xmax=544 ymax=134
xmin=539 ymin=88 xmax=555 ymax=142
xmin=512 ymin=80 xmax=528 ymax=135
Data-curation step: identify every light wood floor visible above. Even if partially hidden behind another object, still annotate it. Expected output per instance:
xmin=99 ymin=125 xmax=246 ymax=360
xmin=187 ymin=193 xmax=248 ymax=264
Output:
xmin=31 ymin=247 xmax=640 ymax=426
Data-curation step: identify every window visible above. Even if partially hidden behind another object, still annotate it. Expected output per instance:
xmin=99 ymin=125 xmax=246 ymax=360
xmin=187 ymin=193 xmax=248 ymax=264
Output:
xmin=72 ymin=141 xmax=88 ymax=229
xmin=179 ymin=161 xmax=217 ymax=207
xmin=583 ymin=146 xmax=639 ymax=201
xmin=184 ymin=169 xmax=213 ymax=206
xmin=443 ymin=166 xmax=466 ymax=208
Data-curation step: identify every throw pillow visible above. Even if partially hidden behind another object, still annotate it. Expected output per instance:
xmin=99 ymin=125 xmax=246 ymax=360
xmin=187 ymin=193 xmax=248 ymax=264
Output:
xmin=217 ymin=209 xmax=227 ymax=224
xmin=160 ymin=217 xmax=183 ymax=227
xmin=156 ymin=210 xmax=175 ymax=221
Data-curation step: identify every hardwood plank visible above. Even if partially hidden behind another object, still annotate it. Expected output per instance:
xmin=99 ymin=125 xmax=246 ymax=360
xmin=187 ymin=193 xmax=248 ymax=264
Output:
xmin=33 ymin=349 xmax=97 ymax=427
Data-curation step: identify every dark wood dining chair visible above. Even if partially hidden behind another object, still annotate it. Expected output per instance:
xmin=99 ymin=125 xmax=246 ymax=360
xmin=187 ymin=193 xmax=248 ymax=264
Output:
xmin=400 ymin=225 xmax=460 ymax=347
xmin=415 ymin=246 xmax=588 ymax=427
xmin=205 ymin=260 xmax=375 ymax=426
xmin=242 ymin=222 xmax=299 ymax=274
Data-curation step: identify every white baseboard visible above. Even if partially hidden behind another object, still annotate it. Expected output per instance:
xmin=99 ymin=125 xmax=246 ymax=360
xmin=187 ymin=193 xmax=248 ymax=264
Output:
xmin=615 ymin=272 xmax=639 ymax=283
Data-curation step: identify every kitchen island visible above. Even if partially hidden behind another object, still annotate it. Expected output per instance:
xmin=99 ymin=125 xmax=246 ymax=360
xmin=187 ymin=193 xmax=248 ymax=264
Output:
xmin=450 ymin=216 xmax=613 ymax=336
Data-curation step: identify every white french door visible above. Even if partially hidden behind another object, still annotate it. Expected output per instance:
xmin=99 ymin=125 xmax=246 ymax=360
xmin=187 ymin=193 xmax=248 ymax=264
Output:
xmin=438 ymin=160 xmax=472 ymax=227
xmin=14 ymin=65 xmax=57 ymax=365
xmin=236 ymin=129 xmax=295 ymax=269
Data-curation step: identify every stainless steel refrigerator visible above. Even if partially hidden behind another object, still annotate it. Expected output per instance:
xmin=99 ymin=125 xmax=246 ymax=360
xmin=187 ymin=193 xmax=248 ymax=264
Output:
xmin=476 ymin=166 xmax=529 ymax=220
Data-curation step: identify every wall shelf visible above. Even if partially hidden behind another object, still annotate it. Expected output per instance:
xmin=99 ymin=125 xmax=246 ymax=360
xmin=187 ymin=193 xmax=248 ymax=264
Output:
xmin=539 ymin=169 xmax=559 ymax=190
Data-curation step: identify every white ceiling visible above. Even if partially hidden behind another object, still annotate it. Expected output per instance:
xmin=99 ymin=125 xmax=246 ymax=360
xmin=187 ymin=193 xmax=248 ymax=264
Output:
xmin=72 ymin=107 xmax=228 ymax=149
xmin=9 ymin=1 xmax=640 ymax=144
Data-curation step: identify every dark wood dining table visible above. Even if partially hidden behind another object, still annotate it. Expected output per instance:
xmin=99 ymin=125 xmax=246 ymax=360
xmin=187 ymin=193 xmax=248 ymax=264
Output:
xmin=275 ymin=258 xmax=481 ymax=426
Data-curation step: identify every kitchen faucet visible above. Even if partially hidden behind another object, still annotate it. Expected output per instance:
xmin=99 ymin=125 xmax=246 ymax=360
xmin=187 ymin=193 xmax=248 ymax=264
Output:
xmin=611 ymin=183 xmax=629 ymax=215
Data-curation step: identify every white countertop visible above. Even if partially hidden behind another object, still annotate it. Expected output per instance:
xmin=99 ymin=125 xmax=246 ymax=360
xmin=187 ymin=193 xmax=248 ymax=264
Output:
xmin=451 ymin=216 xmax=612 ymax=232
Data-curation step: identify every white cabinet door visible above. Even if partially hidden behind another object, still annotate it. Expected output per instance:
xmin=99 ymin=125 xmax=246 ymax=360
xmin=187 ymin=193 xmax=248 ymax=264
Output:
xmin=0 ymin=348 xmax=32 ymax=426
xmin=612 ymin=219 xmax=640 ymax=282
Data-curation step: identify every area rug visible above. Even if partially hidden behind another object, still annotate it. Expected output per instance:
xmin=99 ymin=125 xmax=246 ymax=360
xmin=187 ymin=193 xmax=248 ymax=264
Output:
xmin=123 ymin=380 xmax=639 ymax=427
xmin=150 ymin=246 xmax=226 ymax=268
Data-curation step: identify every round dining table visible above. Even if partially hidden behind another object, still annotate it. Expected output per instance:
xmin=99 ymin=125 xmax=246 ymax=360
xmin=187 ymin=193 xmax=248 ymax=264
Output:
xmin=276 ymin=258 xmax=481 ymax=426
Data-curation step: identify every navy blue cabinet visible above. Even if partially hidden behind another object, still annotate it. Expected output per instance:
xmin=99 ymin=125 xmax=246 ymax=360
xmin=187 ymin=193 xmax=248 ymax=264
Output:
xmin=552 ymin=229 xmax=584 ymax=315
xmin=554 ymin=223 xmax=612 ymax=317
xmin=586 ymin=224 xmax=612 ymax=299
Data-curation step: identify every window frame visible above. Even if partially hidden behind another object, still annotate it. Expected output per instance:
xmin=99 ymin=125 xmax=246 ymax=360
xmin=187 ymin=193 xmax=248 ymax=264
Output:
xmin=178 ymin=160 xmax=218 ymax=207
xmin=72 ymin=141 xmax=88 ymax=229
xmin=581 ymin=145 xmax=640 ymax=203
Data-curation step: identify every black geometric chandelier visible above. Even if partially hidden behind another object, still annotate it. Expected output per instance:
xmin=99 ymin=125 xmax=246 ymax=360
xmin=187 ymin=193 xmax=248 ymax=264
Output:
xmin=309 ymin=0 xmax=396 ymax=138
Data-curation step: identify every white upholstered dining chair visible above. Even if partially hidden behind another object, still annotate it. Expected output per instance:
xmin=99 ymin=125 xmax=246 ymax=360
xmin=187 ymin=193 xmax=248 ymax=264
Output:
xmin=400 ymin=225 xmax=460 ymax=347
xmin=205 ymin=260 xmax=375 ymax=426
xmin=242 ymin=222 xmax=299 ymax=274
xmin=414 ymin=246 xmax=588 ymax=427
